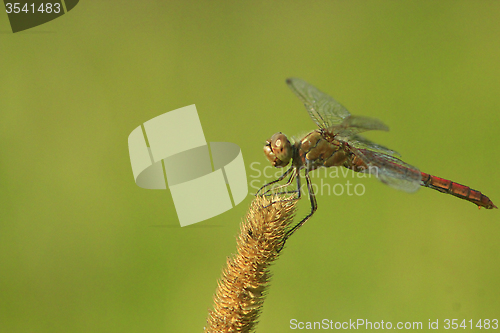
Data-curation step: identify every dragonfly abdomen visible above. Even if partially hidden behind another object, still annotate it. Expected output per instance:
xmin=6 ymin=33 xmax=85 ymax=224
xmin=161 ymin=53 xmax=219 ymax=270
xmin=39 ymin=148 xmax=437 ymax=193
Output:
xmin=420 ymin=173 xmax=497 ymax=209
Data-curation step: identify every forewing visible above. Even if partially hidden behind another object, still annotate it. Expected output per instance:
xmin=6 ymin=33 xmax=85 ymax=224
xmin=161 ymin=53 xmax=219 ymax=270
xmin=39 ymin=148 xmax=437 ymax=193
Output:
xmin=334 ymin=115 xmax=390 ymax=137
xmin=347 ymin=134 xmax=401 ymax=157
xmin=352 ymin=147 xmax=421 ymax=193
xmin=286 ymin=77 xmax=351 ymax=130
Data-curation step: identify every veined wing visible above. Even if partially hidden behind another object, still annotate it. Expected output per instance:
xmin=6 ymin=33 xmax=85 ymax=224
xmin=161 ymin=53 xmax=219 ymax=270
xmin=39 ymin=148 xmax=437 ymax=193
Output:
xmin=286 ymin=78 xmax=351 ymax=130
xmin=334 ymin=115 xmax=390 ymax=137
xmin=347 ymin=134 xmax=401 ymax=157
xmin=351 ymin=147 xmax=421 ymax=193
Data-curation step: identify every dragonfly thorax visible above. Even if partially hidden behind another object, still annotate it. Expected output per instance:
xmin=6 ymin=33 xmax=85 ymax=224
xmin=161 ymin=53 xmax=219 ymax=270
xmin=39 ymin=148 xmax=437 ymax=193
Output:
xmin=263 ymin=132 xmax=293 ymax=168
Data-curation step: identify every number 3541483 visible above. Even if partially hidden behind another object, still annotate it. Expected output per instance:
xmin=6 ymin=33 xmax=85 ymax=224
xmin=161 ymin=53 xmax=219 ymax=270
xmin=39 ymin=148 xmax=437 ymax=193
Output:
xmin=5 ymin=3 xmax=61 ymax=14
xmin=443 ymin=319 xmax=498 ymax=330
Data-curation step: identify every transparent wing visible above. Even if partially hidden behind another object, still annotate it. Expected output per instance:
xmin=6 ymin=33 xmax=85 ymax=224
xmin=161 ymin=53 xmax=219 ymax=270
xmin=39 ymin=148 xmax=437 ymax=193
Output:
xmin=347 ymin=134 xmax=401 ymax=157
xmin=334 ymin=115 xmax=390 ymax=137
xmin=352 ymin=147 xmax=421 ymax=193
xmin=286 ymin=77 xmax=351 ymax=130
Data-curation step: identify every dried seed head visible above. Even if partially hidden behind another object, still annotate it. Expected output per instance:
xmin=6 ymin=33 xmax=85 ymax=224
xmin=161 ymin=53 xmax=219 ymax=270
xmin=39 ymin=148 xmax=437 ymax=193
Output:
xmin=205 ymin=195 xmax=297 ymax=333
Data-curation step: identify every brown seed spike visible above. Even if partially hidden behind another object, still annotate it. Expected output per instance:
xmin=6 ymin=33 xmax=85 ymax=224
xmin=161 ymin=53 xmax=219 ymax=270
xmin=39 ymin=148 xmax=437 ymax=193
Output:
xmin=204 ymin=195 xmax=297 ymax=333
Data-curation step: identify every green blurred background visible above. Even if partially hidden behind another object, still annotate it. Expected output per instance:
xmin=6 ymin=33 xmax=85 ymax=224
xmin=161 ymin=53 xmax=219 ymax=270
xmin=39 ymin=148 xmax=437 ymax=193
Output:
xmin=1 ymin=1 xmax=499 ymax=332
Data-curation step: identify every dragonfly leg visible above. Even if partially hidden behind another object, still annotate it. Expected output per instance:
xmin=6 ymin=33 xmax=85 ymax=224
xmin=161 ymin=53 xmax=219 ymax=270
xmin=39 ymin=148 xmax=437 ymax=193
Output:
xmin=278 ymin=169 xmax=317 ymax=252
xmin=262 ymin=169 xmax=300 ymax=209
xmin=262 ymin=169 xmax=298 ymax=197
xmin=256 ymin=166 xmax=294 ymax=196
xmin=270 ymin=169 xmax=302 ymax=198
xmin=270 ymin=170 xmax=303 ymax=205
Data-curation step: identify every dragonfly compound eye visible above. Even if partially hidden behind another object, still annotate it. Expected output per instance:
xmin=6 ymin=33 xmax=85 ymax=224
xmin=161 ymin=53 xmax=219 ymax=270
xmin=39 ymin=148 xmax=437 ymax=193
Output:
xmin=269 ymin=132 xmax=292 ymax=167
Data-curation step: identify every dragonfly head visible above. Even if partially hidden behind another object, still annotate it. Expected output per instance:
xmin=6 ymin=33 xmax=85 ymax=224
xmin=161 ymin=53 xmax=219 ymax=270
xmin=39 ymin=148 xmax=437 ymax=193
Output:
xmin=264 ymin=132 xmax=292 ymax=168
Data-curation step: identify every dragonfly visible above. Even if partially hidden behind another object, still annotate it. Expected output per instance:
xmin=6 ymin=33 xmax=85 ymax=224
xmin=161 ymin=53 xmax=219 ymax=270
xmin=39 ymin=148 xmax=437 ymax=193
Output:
xmin=257 ymin=78 xmax=497 ymax=248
